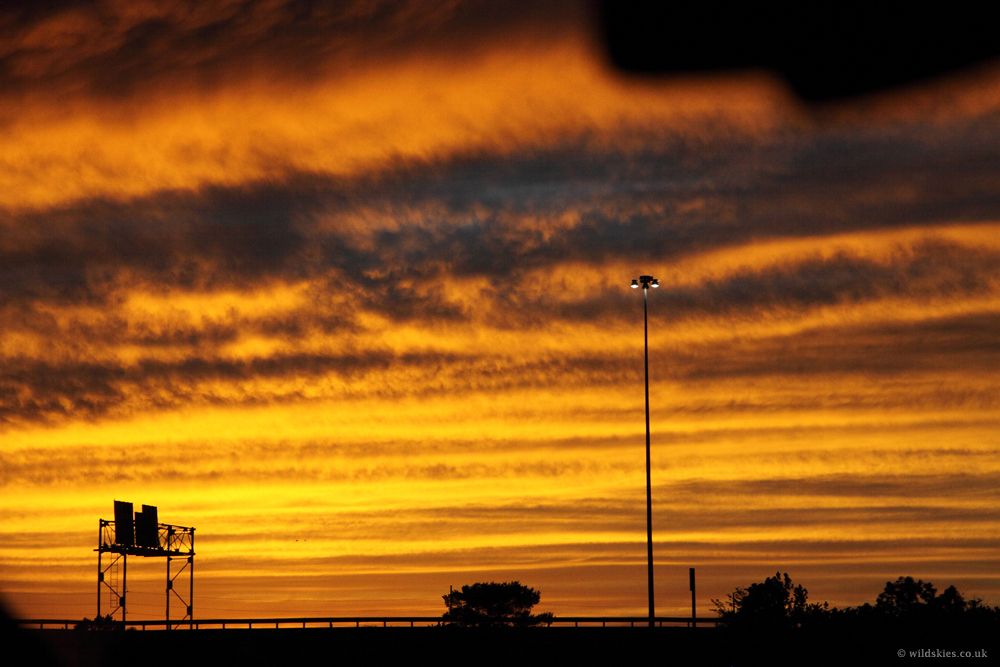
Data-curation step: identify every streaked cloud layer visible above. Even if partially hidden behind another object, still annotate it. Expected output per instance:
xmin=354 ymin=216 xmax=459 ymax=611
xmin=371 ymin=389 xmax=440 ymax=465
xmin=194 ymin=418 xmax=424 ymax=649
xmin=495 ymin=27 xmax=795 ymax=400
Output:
xmin=1 ymin=1 xmax=998 ymax=619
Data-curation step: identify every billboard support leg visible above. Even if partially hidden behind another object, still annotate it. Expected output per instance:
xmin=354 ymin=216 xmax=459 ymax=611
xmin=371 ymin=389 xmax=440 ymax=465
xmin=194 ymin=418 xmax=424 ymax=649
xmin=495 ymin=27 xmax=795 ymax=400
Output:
xmin=97 ymin=522 xmax=102 ymax=619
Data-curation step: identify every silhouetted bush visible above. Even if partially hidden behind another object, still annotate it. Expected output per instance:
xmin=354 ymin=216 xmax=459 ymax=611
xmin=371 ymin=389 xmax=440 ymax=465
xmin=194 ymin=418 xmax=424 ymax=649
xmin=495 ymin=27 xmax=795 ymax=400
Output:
xmin=74 ymin=614 xmax=128 ymax=631
xmin=442 ymin=581 xmax=554 ymax=627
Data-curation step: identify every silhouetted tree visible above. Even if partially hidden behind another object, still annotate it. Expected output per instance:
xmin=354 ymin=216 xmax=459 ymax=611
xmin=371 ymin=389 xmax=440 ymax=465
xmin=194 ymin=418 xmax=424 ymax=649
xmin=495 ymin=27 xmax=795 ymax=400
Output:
xmin=712 ymin=572 xmax=827 ymax=629
xmin=442 ymin=581 xmax=554 ymax=627
xmin=870 ymin=577 xmax=996 ymax=628
xmin=875 ymin=576 xmax=937 ymax=617
xmin=932 ymin=585 xmax=969 ymax=615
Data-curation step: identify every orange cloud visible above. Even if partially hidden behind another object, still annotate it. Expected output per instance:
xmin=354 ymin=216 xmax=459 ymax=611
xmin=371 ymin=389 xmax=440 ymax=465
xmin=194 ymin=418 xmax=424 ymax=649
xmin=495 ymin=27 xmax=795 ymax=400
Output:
xmin=2 ymin=1 xmax=999 ymax=622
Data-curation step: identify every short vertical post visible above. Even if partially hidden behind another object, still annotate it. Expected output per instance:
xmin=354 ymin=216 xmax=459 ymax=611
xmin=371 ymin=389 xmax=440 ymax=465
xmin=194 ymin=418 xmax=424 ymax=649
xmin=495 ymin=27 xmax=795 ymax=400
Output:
xmin=690 ymin=567 xmax=696 ymax=627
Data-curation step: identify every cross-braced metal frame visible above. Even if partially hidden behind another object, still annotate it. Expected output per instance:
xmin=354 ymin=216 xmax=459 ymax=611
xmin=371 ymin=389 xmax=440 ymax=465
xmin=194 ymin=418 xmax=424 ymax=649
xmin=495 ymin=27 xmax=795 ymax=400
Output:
xmin=96 ymin=528 xmax=125 ymax=621
xmin=96 ymin=519 xmax=195 ymax=628
xmin=166 ymin=525 xmax=195 ymax=629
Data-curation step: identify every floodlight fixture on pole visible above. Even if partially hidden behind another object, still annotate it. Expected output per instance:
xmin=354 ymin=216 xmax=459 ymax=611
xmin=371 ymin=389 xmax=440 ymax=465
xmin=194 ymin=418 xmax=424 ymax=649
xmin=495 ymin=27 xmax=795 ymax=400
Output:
xmin=633 ymin=274 xmax=658 ymax=627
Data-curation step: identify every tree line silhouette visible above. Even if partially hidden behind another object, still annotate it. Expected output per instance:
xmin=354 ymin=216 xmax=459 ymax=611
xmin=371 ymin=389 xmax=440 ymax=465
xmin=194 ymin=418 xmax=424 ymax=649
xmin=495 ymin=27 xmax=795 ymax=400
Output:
xmin=712 ymin=573 xmax=999 ymax=630
xmin=74 ymin=614 xmax=133 ymax=631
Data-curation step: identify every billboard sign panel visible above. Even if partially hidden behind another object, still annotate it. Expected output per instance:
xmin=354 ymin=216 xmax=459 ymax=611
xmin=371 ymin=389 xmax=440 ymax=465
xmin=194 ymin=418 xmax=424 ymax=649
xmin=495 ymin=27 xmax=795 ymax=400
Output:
xmin=135 ymin=504 xmax=160 ymax=548
xmin=114 ymin=501 xmax=134 ymax=546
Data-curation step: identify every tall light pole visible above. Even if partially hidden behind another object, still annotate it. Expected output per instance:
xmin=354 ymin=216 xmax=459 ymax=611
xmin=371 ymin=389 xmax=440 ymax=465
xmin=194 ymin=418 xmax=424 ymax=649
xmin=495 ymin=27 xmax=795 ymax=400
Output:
xmin=631 ymin=275 xmax=658 ymax=627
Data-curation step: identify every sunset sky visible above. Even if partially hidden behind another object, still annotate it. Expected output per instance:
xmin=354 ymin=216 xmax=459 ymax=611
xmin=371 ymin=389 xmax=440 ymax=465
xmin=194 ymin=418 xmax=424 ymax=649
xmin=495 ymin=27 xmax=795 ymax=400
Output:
xmin=1 ymin=1 xmax=998 ymax=622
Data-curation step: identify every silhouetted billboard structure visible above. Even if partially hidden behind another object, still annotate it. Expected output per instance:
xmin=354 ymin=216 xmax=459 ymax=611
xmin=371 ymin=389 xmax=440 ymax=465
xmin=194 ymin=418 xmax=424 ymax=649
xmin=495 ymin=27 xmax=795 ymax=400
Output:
xmin=97 ymin=501 xmax=195 ymax=628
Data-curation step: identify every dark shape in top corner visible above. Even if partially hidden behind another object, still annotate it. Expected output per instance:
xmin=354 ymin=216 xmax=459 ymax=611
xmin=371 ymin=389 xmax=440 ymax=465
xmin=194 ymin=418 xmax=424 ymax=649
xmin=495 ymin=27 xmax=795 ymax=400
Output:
xmin=599 ymin=2 xmax=1000 ymax=101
